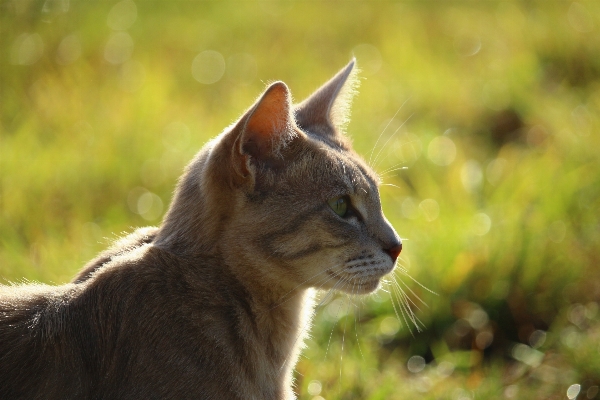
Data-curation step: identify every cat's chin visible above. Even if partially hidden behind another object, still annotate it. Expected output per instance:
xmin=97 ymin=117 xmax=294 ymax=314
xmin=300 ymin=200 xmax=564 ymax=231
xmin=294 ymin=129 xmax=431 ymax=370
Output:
xmin=339 ymin=278 xmax=382 ymax=295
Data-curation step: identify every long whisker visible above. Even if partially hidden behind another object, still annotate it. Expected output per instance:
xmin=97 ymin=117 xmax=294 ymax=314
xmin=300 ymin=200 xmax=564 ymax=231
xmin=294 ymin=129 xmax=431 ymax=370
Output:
xmin=372 ymin=112 xmax=414 ymax=169
xmin=380 ymin=183 xmax=402 ymax=190
xmin=353 ymin=284 xmax=365 ymax=361
xmin=368 ymin=97 xmax=411 ymax=167
xmin=393 ymin=274 xmax=431 ymax=308
xmin=389 ymin=280 xmax=415 ymax=337
xmin=324 ymin=276 xmax=352 ymax=360
xmin=278 ymin=274 xmax=350 ymax=374
xmin=393 ymin=281 xmax=425 ymax=332
xmin=338 ymin=289 xmax=352 ymax=397
xmin=379 ymin=165 xmax=408 ymax=177
xmin=391 ymin=278 xmax=425 ymax=321
xmin=396 ymin=269 xmax=439 ymax=295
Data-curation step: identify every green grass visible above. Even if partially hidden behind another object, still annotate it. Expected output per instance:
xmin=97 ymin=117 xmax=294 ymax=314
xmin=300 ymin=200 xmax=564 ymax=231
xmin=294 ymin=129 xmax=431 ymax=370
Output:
xmin=2 ymin=1 xmax=600 ymax=399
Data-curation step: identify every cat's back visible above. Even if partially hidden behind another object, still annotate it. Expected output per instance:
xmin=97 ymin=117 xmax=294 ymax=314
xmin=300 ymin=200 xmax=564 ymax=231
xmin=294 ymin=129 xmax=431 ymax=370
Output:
xmin=0 ymin=230 xmax=254 ymax=400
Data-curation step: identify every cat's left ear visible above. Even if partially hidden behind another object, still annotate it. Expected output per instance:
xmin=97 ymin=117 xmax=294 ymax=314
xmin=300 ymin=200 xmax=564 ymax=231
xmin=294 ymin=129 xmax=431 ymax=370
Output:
xmin=232 ymin=81 xmax=300 ymax=179
xmin=294 ymin=59 xmax=359 ymax=138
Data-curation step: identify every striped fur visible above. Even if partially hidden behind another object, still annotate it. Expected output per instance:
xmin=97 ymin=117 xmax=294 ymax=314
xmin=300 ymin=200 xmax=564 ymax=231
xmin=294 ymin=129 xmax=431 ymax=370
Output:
xmin=0 ymin=60 xmax=401 ymax=399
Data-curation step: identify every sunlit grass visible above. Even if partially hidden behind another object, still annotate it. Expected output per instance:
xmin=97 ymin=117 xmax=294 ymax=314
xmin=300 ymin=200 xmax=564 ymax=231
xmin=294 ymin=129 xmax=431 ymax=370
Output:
xmin=2 ymin=1 xmax=600 ymax=399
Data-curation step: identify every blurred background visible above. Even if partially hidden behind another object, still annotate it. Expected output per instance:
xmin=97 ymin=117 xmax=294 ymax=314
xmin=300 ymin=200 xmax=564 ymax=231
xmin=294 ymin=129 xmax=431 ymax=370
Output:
xmin=1 ymin=0 xmax=600 ymax=399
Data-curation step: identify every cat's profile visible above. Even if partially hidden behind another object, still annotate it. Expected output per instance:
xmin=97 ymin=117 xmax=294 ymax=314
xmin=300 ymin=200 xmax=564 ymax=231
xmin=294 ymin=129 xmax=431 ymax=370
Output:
xmin=0 ymin=60 xmax=402 ymax=400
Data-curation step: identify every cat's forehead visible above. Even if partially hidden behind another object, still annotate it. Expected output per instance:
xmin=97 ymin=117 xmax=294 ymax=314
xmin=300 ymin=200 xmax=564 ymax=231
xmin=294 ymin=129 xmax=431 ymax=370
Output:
xmin=309 ymin=140 xmax=380 ymax=196
xmin=339 ymin=153 xmax=379 ymax=193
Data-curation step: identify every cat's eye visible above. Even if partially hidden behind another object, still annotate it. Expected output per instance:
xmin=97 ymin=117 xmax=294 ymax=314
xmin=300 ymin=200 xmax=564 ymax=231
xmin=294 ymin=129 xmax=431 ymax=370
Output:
xmin=327 ymin=196 xmax=349 ymax=218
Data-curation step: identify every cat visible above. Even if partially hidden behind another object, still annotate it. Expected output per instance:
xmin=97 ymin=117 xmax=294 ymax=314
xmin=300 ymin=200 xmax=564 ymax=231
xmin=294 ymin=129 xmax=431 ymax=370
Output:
xmin=0 ymin=59 xmax=402 ymax=400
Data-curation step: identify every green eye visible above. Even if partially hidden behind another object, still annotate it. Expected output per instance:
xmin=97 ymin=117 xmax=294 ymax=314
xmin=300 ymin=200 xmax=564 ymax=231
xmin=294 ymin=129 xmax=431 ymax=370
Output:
xmin=327 ymin=196 xmax=349 ymax=217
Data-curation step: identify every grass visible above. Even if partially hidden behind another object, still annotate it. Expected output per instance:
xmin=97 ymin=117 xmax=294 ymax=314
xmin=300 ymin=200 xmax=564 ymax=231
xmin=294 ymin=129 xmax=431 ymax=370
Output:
xmin=2 ymin=1 xmax=600 ymax=399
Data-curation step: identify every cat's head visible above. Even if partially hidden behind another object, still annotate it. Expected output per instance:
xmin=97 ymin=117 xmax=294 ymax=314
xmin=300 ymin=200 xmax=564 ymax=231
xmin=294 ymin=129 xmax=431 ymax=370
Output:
xmin=160 ymin=60 xmax=401 ymax=295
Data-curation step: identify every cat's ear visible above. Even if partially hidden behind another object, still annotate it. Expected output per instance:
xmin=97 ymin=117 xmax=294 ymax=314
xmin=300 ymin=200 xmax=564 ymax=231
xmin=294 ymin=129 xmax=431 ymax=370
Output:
xmin=294 ymin=59 xmax=359 ymax=137
xmin=232 ymin=81 xmax=299 ymax=178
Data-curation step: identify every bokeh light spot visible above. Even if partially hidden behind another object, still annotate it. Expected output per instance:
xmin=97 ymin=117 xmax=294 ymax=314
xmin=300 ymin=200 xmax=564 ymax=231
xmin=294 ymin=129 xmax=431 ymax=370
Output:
xmin=567 ymin=384 xmax=581 ymax=400
xmin=512 ymin=343 xmax=543 ymax=367
xmin=396 ymin=132 xmax=422 ymax=166
xmin=453 ymin=319 xmax=471 ymax=337
xmin=486 ymin=157 xmax=507 ymax=185
xmin=561 ymin=326 xmax=581 ymax=349
xmin=307 ymin=380 xmax=322 ymax=396
xmin=419 ymin=199 xmax=440 ymax=222
xmin=475 ymin=331 xmax=493 ymax=349
xmin=379 ymin=316 xmax=400 ymax=337
xmin=436 ymin=361 xmax=455 ymax=377
xmin=407 ymin=355 xmax=426 ymax=373
xmin=128 ymin=187 xmax=164 ymax=221
xmin=401 ymin=197 xmax=419 ymax=220
xmin=569 ymin=303 xmax=587 ymax=327
xmin=472 ymin=213 xmax=491 ymax=236
xmin=452 ymin=387 xmax=472 ymax=400
xmin=56 ymin=34 xmax=81 ymax=65
xmin=428 ymin=136 xmax=456 ymax=166
xmin=568 ymin=3 xmax=594 ymax=33
xmin=10 ymin=33 xmax=44 ymax=65
xmin=504 ymin=385 xmax=518 ymax=398
xmin=192 ymin=50 xmax=226 ymax=84
xmin=468 ymin=308 xmax=489 ymax=329
xmin=42 ymin=0 xmax=70 ymax=14
xmin=107 ymin=0 xmax=138 ymax=31
xmin=461 ymin=160 xmax=483 ymax=192
xmin=325 ymin=298 xmax=350 ymax=321
xmin=104 ymin=32 xmax=134 ymax=65
xmin=529 ymin=330 xmax=547 ymax=349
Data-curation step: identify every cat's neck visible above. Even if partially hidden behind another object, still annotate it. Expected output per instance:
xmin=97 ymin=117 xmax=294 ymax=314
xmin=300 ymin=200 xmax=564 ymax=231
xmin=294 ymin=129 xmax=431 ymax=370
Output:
xmin=155 ymin=148 xmax=220 ymax=255
xmin=246 ymin=281 xmax=315 ymax=397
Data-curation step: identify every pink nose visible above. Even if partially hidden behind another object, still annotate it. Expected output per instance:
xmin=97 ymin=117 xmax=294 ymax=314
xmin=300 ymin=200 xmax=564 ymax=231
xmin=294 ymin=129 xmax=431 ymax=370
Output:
xmin=385 ymin=243 xmax=402 ymax=262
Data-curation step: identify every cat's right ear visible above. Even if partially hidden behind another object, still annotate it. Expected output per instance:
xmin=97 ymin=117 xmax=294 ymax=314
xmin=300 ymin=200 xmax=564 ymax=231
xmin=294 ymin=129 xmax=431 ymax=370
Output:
xmin=231 ymin=81 xmax=301 ymax=182
xmin=294 ymin=59 xmax=359 ymax=139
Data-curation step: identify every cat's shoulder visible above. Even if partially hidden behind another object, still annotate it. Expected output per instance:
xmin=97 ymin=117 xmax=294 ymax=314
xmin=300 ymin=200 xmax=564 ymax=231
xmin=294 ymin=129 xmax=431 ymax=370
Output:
xmin=73 ymin=226 xmax=159 ymax=283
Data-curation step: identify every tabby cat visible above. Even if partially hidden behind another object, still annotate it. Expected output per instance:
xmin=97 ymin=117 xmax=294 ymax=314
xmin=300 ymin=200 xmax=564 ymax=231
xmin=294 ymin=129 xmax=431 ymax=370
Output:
xmin=0 ymin=60 xmax=402 ymax=399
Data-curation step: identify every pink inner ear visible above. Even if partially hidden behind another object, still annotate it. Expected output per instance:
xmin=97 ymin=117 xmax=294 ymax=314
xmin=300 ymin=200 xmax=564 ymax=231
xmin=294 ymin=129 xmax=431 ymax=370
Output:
xmin=245 ymin=82 xmax=291 ymax=141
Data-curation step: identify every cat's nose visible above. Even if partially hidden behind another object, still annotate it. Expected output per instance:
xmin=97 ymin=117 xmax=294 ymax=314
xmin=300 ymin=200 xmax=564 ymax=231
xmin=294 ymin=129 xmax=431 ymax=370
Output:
xmin=384 ymin=242 xmax=402 ymax=263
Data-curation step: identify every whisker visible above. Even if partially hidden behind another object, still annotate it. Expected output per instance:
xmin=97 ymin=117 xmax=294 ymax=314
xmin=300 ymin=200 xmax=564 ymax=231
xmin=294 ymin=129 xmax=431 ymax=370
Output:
xmin=368 ymin=97 xmax=411 ymax=167
xmin=393 ymin=282 xmax=425 ymax=332
xmin=266 ymin=265 xmax=341 ymax=312
xmin=324 ymin=276 xmax=352 ymax=360
xmin=391 ymin=277 xmax=426 ymax=311
xmin=339 ymin=289 xmax=352 ymax=397
xmin=394 ymin=275 xmax=431 ymax=308
xmin=278 ymin=271 xmax=347 ymax=373
xmin=313 ymin=273 xmax=350 ymax=311
xmin=396 ymin=269 xmax=439 ymax=296
xmin=379 ymin=160 xmax=405 ymax=174
xmin=353 ymin=286 xmax=365 ymax=361
xmin=372 ymin=112 xmax=414 ymax=169
xmin=387 ymin=280 xmax=412 ymax=337
xmin=380 ymin=183 xmax=402 ymax=190
xmin=379 ymin=165 xmax=408 ymax=177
